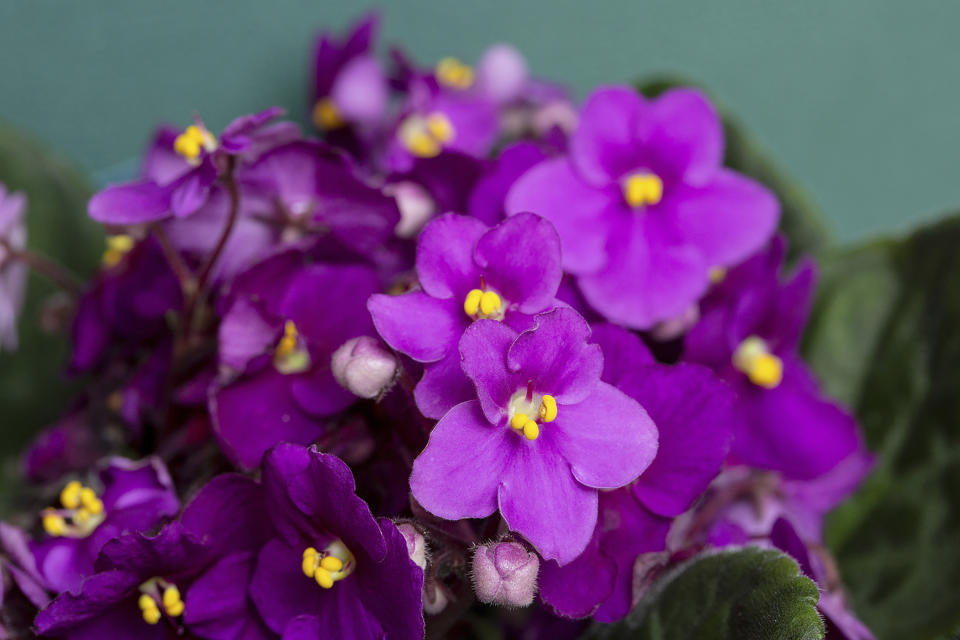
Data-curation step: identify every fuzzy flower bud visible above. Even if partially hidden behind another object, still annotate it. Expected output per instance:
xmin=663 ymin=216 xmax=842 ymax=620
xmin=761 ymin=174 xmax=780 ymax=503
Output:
xmin=331 ymin=336 xmax=398 ymax=399
xmin=471 ymin=542 xmax=539 ymax=607
xmin=396 ymin=522 xmax=427 ymax=570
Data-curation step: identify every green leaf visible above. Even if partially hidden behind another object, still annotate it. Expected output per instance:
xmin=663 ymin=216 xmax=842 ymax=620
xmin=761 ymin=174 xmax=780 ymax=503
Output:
xmin=638 ymin=76 xmax=832 ymax=260
xmin=0 ymin=120 xmax=101 ymax=512
xmin=803 ymin=214 xmax=960 ymax=640
xmin=580 ymin=547 xmax=823 ymax=640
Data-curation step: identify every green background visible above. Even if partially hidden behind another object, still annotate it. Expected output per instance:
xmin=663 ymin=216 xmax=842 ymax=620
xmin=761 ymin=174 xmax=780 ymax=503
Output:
xmin=2 ymin=0 xmax=960 ymax=242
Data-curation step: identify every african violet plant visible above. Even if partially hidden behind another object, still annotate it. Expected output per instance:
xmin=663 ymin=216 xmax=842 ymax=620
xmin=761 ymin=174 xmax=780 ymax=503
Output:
xmin=3 ymin=12 xmax=956 ymax=640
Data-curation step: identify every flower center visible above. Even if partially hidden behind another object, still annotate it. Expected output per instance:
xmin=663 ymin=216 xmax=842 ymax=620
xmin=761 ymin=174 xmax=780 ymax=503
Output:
xmin=138 ymin=579 xmax=183 ymax=625
xmin=733 ymin=336 xmax=783 ymax=389
xmin=435 ymin=57 xmax=475 ymax=89
xmin=463 ymin=283 xmax=504 ymax=321
xmin=622 ymin=172 xmax=663 ymax=208
xmin=312 ymin=98 xmax=345 ymax=130
xmin=400 ymin=112 xmax=456 ymax=158
xmin=41 ymin=480 xmax=106 ymax=539
xmin=173 ymin=124 xmax=217 ymax=165
xmin=301 ymin=540 xmax=356 ymax=589
xmin=101 ymin=235 xmax=135 ymax=268
xmin=274 ymin=320 xmax=312 ymax=375
xmin=507 ymin=384 xmax=557 ymax=441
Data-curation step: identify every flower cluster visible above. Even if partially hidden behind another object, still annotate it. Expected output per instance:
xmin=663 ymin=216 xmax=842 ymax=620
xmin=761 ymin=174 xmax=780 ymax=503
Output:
xmin=0 ymin=12 xmax=874 ymax=640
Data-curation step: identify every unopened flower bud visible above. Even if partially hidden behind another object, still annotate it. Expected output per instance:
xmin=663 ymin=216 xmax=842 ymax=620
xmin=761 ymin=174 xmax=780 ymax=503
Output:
xmin=423 ymin=579 xmax=449 ymax=615
xmin=396 ymin=522 xmax=427 ymax=570
xmin=471 ymin=542 xmax=539 ymax=607
xmin=383 ymin=181 xmax=436 ymax=238
xmin=331 ymin=336 xmax=398 ymax=399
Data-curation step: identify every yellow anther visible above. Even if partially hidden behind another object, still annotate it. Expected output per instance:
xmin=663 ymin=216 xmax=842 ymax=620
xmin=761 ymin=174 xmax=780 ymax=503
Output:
xmin=320 ymin=556 xmax=343 ymax=572
xmin=623 ymin=173 xmax=663 ymax=208
xmin=538 ymin=395 xmax=558 ymax=423
xmin=138 ymin=594 xmax=161 ymax=625
xmin=464 ymin=289 xmax=483 ymax=316
xmin=312 ymin=98 xmax=345 ymax=130
xmin=709 ymin=266 xmax=727 ymax=284
xmin=174 ymin=124 xmax=216 ymax=162
xmin=162 ymin=586 xmax=184 ymax=617
xmin=425 ymin=112 xmax=455 ymax=144
xmin=60 ymin=481 xmax=83 ymax=509
xmin=80 ymin=487 xmax=103 ymax=514
xmin=733 ymin=336 xmax=783 ymax=389
xmin=302 ymin=547 xmax=319 ymax=578
xmin=522 ymin=419 xmax=539 ymax=441
xmin=435 ymin=57 xmax=475 ymax=89
xmin=74 ymin=508 xmax=90 ymax=524
xmin=405 ymin=130 xmax=441 ymax=158
xmin=275 ymin=321 xmax=299 ymax=359
xmin=314 ymin=567 xmax=334 ymax=589
xmin=479 ymin=291 xmax=501 ymax=316
xmin=510 ymin=412 xmax=529 ymax=430
xmin=102 ymin=235 xmax=135 ymax=268
xmin=42 ymin=512 xmax=67 ymax=536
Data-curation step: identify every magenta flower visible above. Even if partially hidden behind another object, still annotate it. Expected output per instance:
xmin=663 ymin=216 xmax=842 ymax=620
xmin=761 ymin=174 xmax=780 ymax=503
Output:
xmin=410 ymin=308 xmax=658 ymax=564
xmin=88 ymin=107 xmax=298 ymax=225
xmin=506 ymin=86 xmax=779 ymax=329
xmin=368 ymin=212 xmax=563 ymax=418
xmin=684 ymin=237 xmax=862 ymax=479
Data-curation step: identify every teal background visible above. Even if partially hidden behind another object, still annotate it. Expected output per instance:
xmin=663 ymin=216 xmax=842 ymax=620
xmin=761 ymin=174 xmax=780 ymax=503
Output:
xmin=1 ymin=0 xmax=959 ymax=241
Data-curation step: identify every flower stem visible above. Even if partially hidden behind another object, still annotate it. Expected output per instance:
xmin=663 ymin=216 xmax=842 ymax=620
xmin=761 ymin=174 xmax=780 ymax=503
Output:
xmin=2 ymin=241 xmax=82 ymax=295
xmin=151 ymin=224 xmax=194 ymax=292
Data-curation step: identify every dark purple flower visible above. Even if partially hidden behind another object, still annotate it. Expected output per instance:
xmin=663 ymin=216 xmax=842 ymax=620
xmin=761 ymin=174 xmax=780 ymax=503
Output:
xmin=310 ymin=13 xmax=388 ymax=132
xmin=410 ymin=308 xmax=658 ymax=564
xmin=0 ymin=182 xmax=27 ymax=350
xmin=22 ymin=410 xmax=105 ymax=484
xmin=369 ymin=212 xmax=563 ymax=419
xmin=89 ymin=108 xmax=297 ymax=225
xmin=539 ymin=324 xmax=734 ymax=620
xmin=468 ymin=142 xmax=549 ymax=226
xmin=506 ymin=86 xmax=779 ymax=329
xmin=211 ymin=248 xmax=380 ymax=468
xmin=684 ymin=237 xmax=863 ymax=479
xmin=1 ymin=522 xmax=51 ymax=611
xmin=34 ymin=522 xmax=206 ymax=639
xmin=182 ymin=445 xmax=424 ymax=640
xmin=29 ymin=457 xmax=180 ymax=595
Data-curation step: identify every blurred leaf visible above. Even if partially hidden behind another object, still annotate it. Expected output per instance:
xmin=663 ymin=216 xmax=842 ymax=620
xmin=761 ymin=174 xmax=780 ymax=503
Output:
xmin=580 ymin=547 xmax=823 ymax=640
xmin=638 ymin=77 xmax=832 ymax=260
xmin=804 ymin=214 xmax=960 ymax=640
xmin=0 ymin=120 xmax=101 ymax=494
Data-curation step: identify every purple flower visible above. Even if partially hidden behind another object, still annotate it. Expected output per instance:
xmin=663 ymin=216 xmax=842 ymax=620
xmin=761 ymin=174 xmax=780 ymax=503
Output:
xmin=310 ymin=13 xmax=388 ymax=132
xmin=506 ymin=86 xmax=779 ymax=329
xmin=468 ymin=142 xmax=549 ymax=226
xmin=22 ymin=410 xmax=104 ymax=485
xmin=0 ymin=183 xmax=27 ymax=350
xmin=34 ymin=522 xmax=206 ymax=639
xmin=88 ymin=107 xmax=298 ymax=225
xmin=539 ymin=324 xmax=734 ymax=620
xmin=180 ymin=445 xmax=424 ymax=640
xmin=410 ymin=307 xmax=658 ymax=564
xmin=369 ymin=212 xmax=563 ymax=419
xmin=211 ymin=248 xmax=380 ymax=468
xmin=29 ymin=457 xmax=180 ymax=594
xmin=684 ymin=237 xmax=863 ymax=479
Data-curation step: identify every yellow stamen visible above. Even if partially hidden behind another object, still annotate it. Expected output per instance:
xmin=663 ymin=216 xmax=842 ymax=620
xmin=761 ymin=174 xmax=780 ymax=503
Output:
xmin=275 ymin=321 xmax=299 ymax=359
xmin=162 ymin=586 xmax=184 ymax=617
xmin=314 ymin=567 xmax=334 ymax=589
xmin=510 ymin=412 xmax=529 ymax=430
xmin=73 ymin=508 xmax=91 ymax=524
xmin=312 ymin=98 xmax=345 ymax=130
xmin=733 ymin=336 xmax=783 ymax=389
xmin=42 ymin=512 xmax=67 ymax=536
xmin=522 ymin=419 xmax=539 ymax=441
xmin=479 ymin=291 xmax=501 ymax=316
xmin=80 ymin=487 xmax=103 ymax=514
xmin=406 ymin=131 xmax=441 ymax=158
xmin=623 ymin=173 xmax=663 ymax=208
xmin=320 ymin=556 xmax=343 ymax=572
xmin=173 ymin=124 xmax=216 ymax=163
xmin=138 ymin=594 xmax=161 ymax=625
xmin=425 ymin=112 xmax=454 ymax=144
xmin=101 ymin=234 xmax=135 ymax=268
xmin=464 ymin=289 xmax=483 ymax=316
xmin=60 ymin=481 xmax=82 ymax=509
xmin=538 ymin=395 xmax=558 ymax=422
xmin=435 ymin=57 xmax=475 ymax=89
xmin=302 ymin=547 xmax=319 ymax=578
xmin=709 ymin=266 xmax=727 ymax=284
